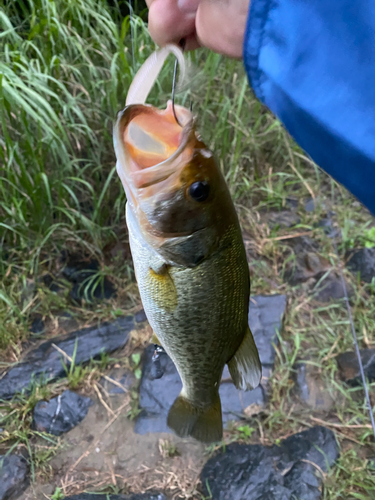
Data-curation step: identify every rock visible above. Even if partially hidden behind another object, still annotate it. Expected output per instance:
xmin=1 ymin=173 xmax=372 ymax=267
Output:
xmin=346 ymin=248 xmax=375 ymax=283
xmin=0 ymin=316 xmax=134 ymax=400
xmin=315 ymin=218 xmax=340 ymax=239
xmin=134 ymin=295 xmax=285 ymax=435
xmin=293 ymin=362 xmax=334 ymax=410
xmin=336 ymin=349 xmax=375 ymax=385
xmin=200 ymin=426 xmax=339 ymax=500
xmin=249 ymin=294 xmax=287 ymax=368
xmin=30 ymin=316 xmax=45 ymax=335
xmin=0 ymin=454 xmax=29 ymax=500
xmin=33 ymin=390 xmax=93 ymax=435
xmin=267 ymin=211 xmax=301 ymax=229
xmin=62 ymin=494 xmax=167 ymax=500
xmin=285 ymin=197 xmax=299 ymax=209
xmin=134 ymin=345 xmax=182 ymax=435
xmin=220 ymin=366 xmax=266 ymax=424
xmin=284 ymin=251 xmax=330 ymax=286
xmin=100 ymin=368 xmax=137 ymax=394
xmin=61 ymin=252 xmax=116 ymax=303
xmin=313 ymin=273 xmax=353 ymax=302
xmin=42 ymin=273 xmax=61 ymax=292
xmin=135 ymin=309 xmax=147 ymax=323
xmin=305 ymin=198 xmax=316 ymax=212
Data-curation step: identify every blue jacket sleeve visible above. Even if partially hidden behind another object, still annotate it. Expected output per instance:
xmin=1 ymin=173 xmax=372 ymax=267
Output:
xmin=243 ymin=0 xmax=375 ymax=215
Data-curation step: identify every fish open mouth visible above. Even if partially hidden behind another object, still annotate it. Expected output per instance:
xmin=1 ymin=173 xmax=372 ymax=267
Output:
xmin=114 ymin=101 xmax=194 ymax=193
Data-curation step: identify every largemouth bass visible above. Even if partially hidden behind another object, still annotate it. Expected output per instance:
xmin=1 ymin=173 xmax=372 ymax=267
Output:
xmin=113 ymin=45 xmax=261 ymax=443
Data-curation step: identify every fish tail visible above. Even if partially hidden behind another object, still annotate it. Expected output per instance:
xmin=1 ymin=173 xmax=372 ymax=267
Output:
xmin=167 ymin=391 xmax=223 ymax=444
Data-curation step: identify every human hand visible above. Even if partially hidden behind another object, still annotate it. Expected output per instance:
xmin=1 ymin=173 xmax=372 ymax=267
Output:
xmin=145 ymin=0 xmax=251 ymax=59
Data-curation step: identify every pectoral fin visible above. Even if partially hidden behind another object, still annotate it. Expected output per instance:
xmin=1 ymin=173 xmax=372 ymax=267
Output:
xmin=227 ymin=326 xmax=262 ymax=391
xmin=146 ymin=262 xmax=178 ymax=312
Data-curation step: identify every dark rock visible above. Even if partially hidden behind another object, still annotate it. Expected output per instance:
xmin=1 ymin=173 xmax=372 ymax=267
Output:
xmin=284 ymin=251 xmax=330 ymax=286
xmin=149 ymin=346 xmax=168 ymax=380
xmin=0 ymin=316 xmax=134 ymax=400
xmin=69 ymin=277 xmax=116 ymax=303
xmin=336 ymin=349 xmax=375 ymax=385
xmin=42 ymin=273 xmax=61 ymax=292
xmin=220 ymin=366 xmax=266 ymax=424
xmin=346 ymin=248 xmax=375 ymax=283
xmin=134 ymin=295 xmax=285 ymax=435
xmin=200 ymin=426 xmax=339 ymax=500
xmin=100 ymin=368 xmax=137 ymax=394
xmin=305 ymin=198 xmax=316 ymax=212
xmin=294 ymin=362 xmax=334 ymax=410
xmin=63 ymin=494 xmax=167 ymax=500
xmin=30 ymin=316 xmax=45 ymax=335
xmin=249 ymin=294 xmax=287 ymax=368
xmin=316 ymin=218 xmax=340 ymax=239
xmin=33 ymin=390 xmax=93 ymax=435
xmin=267 ymin=211 xmax=301 ymax=229
xmin=285 ymin=197 xmax=299 ymax=209
xmin=135 ymin=309 xmax=147 ymax=323
xmin=134 ymin=345 xmax=182 ymax=435
xmin=61 ymin=252 xmax=116 ymax=303
xmin=313 ymin=273 xmax=353 ymax=302
xmin=0 ymin=454 xmax=29 ymax=500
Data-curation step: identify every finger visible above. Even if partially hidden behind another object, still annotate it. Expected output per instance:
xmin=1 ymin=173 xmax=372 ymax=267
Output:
xmin=148 ymin=0 xmax=197 ymax=47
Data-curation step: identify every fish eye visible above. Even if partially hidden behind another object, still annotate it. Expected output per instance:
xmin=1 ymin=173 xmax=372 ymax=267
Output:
xmin=188 ymin=181 xmax=210 ymax=202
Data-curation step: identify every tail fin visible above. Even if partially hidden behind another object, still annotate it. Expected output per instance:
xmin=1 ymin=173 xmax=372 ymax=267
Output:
xmin=167 ymin=392 xmax=222 ymax=444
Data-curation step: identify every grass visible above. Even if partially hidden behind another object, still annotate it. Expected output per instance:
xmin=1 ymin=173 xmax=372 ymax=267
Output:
xmin=0 ymin=0 xmax=375 ymax=498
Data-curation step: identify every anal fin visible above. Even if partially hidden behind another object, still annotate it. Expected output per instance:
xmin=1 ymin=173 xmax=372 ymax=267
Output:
xmin=227 ymin=326 xmax=262 ymax=391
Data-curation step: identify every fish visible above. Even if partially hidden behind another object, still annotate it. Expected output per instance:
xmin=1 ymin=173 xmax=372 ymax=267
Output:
xmin=113 ymin=45 xmax=261 ymax=443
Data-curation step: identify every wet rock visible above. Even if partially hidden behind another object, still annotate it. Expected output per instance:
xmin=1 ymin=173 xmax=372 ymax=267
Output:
xmin=33 ymin=390 xmax=93 ymax=435
xmin=315 ymin=218 xmax=340 ymax=239
xmin=305 ymin=198 xmax=316 ymax=212
xmin=220 ymin=366 xmax=266 ymax=423
xmin=346 ymin=248 xmax=375 ymax=283
xmin=285 ymin=197 xmax=299 ymax=209
xmin=135 ymin=309 xmax=147 ymax=323
xmin=61 ymin=252 xmax=116 ymax=303
xmin=313 ymin=273 xmax=353 ymax=303
xmin=284 ymin=251 xmax=330 ymax=286
xmin=0 ymin=454 xmax=29 ymax=500
xmin=201 ymin=426 xmax=339 ymax=500
xmin=294 ymin=362 xmax=334 ymax=410
xmin=42 ymin=273 xmax=61 ymax=292
xmin=0 ymin=316 xmax=134 ymax=400
xmin=30 ymin=316 xmax=45 ymax=335
xmin=267 ymin=211 xmax=301 ymax=229
xmin=100 ymin=368 xmax=137 ymax=394
xmin=134 ymin=345 xmax=182 ymax=435
xmin=336 ymin=349 xmax=375 ymax=385
xmin=250 ymin=294 xmax=287 ymax=368
xmin=63 ymin=494 xmax=167 ymax=500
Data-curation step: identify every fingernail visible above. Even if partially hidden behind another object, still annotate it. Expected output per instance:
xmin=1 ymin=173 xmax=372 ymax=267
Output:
xmin=177 ymin=0 xmax=200 ymax=14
